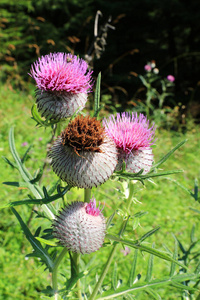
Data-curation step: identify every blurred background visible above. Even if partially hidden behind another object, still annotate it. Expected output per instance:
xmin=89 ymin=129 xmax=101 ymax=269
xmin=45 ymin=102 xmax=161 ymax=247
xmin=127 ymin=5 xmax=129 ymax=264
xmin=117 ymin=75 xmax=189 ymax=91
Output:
xmin=1 ymin=0 xmax=200 ymax=124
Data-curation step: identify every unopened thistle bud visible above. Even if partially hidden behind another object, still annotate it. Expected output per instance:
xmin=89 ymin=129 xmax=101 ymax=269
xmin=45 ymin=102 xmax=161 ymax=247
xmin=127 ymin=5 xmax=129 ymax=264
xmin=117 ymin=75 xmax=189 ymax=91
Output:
xmin=29 ymin=52 xmax=93 ymax=120
xmin=103 ymin=112 xmax=155 ymax=174
xmin=52 ymin=199 xmax=106 ymax=254
xmin=48 ymin=115 xmax=118 ymax=188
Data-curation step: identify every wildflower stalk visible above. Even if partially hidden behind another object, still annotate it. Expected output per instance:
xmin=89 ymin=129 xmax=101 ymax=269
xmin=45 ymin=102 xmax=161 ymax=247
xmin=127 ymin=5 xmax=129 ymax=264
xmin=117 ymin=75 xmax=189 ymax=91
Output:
xmin=89 ymin=242 xmax=119 ymax=300
xmin=127 ymin=181 xmax=135 ymax=213
xmin=72 ymin=252 xmax=82 ymax=300
xmin=52 ymin=247 xmax=68 ymax=299
xmin=84 ymin=188 xmax=92 ymax=203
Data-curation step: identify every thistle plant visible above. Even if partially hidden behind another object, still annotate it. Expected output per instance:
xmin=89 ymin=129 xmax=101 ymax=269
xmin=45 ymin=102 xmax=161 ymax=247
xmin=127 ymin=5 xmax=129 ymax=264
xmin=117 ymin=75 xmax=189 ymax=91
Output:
xmin=136 ymin=60 xmax=175 ymax=124
xmin=2 ymin=51 xmax=200 ymax=300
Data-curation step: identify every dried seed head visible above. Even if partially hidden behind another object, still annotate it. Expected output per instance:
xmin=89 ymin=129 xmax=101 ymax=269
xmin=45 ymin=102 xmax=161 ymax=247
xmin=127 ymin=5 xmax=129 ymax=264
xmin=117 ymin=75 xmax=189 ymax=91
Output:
xmin=61 ymin=115 xmax=105 ymax=154
xmin=52 ymin=200 xmax=106 ymax=254
xmin=48 ymin=115 xmax=118 ymax=188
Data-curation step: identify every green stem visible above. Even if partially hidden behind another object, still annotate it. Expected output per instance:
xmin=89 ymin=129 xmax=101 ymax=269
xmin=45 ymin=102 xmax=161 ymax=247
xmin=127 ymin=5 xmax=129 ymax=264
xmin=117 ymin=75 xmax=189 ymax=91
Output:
xmin=127 ymin=181 xmax=134 ymax=213
xmin=84 ymin=188 xmax=91 ymax=203
xmin=52 ymin=248 xmax=68 ymax=299
xmin=89 ymin=243 xmax=118 ymax=300
xmin=72 ymin=253 xmax=82 ymax=300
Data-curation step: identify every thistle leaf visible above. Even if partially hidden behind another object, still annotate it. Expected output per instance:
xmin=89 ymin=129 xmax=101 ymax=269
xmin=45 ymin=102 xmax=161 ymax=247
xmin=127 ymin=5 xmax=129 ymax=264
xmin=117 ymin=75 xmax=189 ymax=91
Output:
xmin=93 ymin=72 xmax=101 ymax=118
xmin=106 ymin=234 xmax=188 ymax=270
xmin=95 ymin=273 xmax=200 ymax=299
xmin=9 ymin=127 xmax=33 ymax=182
xmin=170 ymin=236 xmax=178 ymax=277
xmin=128 ymin=249 xmax=138 ymax=287
xmin=139 ymin=227 xmax=160 ymax=243
xmin=2 ymin=156 xmax=17 ymax=169
xmin=11 ymin=207 xmax=54 ymax=271
xmin=36 ymin=237 xmax=57 ymax=247
xmin=152 ymin=139 xmax=187 ymax=169
xmin=112 ymin=262 xmax=118 ymax=291
xmin=145 ymin=243 xmax=155 ymax=282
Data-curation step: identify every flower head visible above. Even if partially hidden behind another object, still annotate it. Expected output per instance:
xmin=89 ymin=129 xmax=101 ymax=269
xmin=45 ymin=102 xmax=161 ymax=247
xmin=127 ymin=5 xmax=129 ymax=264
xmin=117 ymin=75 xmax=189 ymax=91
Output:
xmin=167 ymin=75 xmax=175 ymax=82
xmin=29 ymin=52 xmax=93 ymax=120
xmin=103 ymin=112 xmax=155 ymax=174
xmin=144 ymin=64 xmax=152 ymax=72
xmin=48 ymin=115 xmax=118 ymax=188
xmin=52 ymin=199 xmax=106 ymax=254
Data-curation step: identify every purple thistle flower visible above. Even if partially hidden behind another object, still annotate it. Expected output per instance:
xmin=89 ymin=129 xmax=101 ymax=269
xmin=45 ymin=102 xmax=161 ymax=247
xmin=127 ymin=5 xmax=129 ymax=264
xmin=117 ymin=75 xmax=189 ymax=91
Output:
xmin=52 ymin=199 xmax=106 ymax=254
xmin=103 ymin=112 xmax=156 ymax=174
xmin=29 ymin=52 xmax=93 ymax=120
xmin=167 ymin=75 xmax=175 ymax=82
xmin=85 ymin=197 xmax=103 ymax=216
xmin=144 ymin=64 xmax=152 ymax=72
xmin=120 ymin=246 xmax=131 ymax=256
xmin=48 ymin=115 xmax=118 ymax=188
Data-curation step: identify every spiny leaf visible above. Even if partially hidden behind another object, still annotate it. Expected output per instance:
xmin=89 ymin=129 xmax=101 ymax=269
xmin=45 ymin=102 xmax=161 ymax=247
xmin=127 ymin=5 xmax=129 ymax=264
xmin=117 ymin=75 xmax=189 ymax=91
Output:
xmin=190 ymin=224 xmax=196 ymax=244
xmin=116 ymin=170 xmax=183 ymax=182
xmin=139 ymin=227 xmax=160 ymax=243
xmin=11 ymin=207 xmax=54 ymax=271
xmin=9 ymin=127 xmax=33 ymax=182
xmin=21 ymin=145 xmax=32 ymax=163
xmin=106 ymin=234 xmax=188 ymax=270
xmin=30 ymin=168 xmax=43 ymax=184
xmin=95 ymin=273 xmax=200 ymax=299
xmin=3 ymin=181 xmax=29 ymax=188
xmin=112 ymin=262 xmax=118 ymax=291
xmin=4 ymin=185 xmax=71 ymax=208
xmin=145 ymin=243 xmax=155 ymax=282
xmin=36 ymin=237 xmax=57 ymax=247
xmin=106 ymin=211 xmax=116 ymax=229
xmin=170 ymin=236 xmax=178 ymax=277
xmin=128 ymin=249 xmax=138 ymax=287
xmin=93 ymin=72 xmax=101 ymax=118
xmin=119 ymin=216 xmax=130 ymax=238
xmin=145 ymin=288 xmax=162 ymax=300
xmin=152 ymin=139 xmax=187 ymax=169
xmin=2 ymin=156 xmax=17 ymax=169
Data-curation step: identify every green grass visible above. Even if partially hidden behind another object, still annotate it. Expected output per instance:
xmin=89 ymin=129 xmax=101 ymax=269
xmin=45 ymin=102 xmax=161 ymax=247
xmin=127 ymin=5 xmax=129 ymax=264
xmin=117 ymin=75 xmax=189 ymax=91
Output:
xmin=1 ymin=84 xmax=200 ymax=299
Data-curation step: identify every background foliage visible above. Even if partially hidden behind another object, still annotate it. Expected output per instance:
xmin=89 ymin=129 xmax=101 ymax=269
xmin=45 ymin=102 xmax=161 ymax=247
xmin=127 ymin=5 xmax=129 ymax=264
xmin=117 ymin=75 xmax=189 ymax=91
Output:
xmin=1 ymin=0 xmax=200 ymax=120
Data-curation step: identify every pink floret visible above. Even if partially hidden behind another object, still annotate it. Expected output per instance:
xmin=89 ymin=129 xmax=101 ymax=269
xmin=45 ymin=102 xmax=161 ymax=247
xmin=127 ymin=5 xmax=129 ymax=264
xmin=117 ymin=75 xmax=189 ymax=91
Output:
xmin=85 ymin=198 xmax=102 ymax=216
xmin=29 ymin=52 xmax=93 ymax=93
xmin=103 ymin=112 xmax=155 ymax=153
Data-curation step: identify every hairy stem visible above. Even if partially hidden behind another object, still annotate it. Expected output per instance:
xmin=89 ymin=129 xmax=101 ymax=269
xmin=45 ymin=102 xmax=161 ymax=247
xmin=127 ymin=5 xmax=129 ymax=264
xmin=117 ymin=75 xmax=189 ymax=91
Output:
xmin=127 ymin=181 xmax=135 ymax=213
xmin=52 ymin=248 xmax=68 ymax=299
xmin=72 ymin=253 xmax=82 ymax=300
xmin=89 ymin=243 xmax=118 ymax=300
xmin=84 ymin=188 xmax=91 ymax=203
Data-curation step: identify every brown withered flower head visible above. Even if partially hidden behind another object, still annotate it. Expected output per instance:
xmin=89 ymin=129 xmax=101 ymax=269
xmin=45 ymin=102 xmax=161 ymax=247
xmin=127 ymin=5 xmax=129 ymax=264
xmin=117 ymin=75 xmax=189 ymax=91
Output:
xmin=48 ymin=115 xmax=118 ymax=188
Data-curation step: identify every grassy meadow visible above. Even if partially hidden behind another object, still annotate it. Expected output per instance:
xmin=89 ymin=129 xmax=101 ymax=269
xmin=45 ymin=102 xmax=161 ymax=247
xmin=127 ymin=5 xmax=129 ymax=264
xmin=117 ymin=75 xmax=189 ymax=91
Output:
xmin=0 ymin=84 xmax=200 ymax=299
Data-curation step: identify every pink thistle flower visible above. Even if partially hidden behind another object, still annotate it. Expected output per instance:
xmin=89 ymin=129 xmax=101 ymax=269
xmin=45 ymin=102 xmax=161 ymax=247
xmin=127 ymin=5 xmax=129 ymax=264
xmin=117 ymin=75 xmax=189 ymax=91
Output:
xmin=52 ymin=199 xmax=106 ymax=254
xmin=29 ymin=52 xmax=93 ymax=120
xmin=103 ymin=112 xmax=156 ymax=174
xmin=120 ymin=246 xmax=131 ymax=256
xmin=144 ymin=64 xmax=152 ymax=72
xmin=167 ymin=75 xmax=175 ymax=82
xmin=48 ymin=115 xmax=118 ymax=188
xmin=85 ymin=197 xmax=102 ymax=216
xmin=21 ymin=142 xmax=28 ymax=147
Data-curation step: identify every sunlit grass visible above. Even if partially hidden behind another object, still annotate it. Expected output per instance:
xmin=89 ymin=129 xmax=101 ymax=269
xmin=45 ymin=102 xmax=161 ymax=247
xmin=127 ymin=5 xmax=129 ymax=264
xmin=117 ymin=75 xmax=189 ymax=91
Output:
xmin=1 ymin=84 xmax=200 ymax=299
